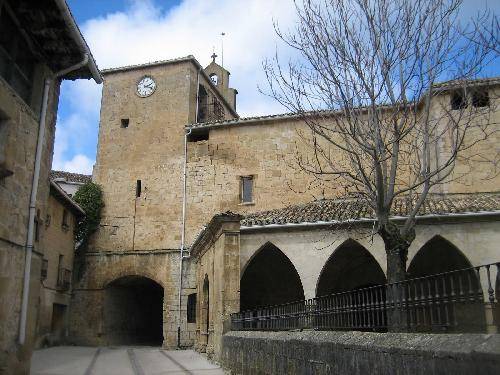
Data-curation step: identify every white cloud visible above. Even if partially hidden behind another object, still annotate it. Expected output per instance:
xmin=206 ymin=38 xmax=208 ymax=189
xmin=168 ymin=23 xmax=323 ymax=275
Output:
xmin=80 ymin=0 xmax=298 ymax=115
xmin=53 ymin=154 xmax=94 ymax=175
xmin=55 ymin=0 xmax=298 ymax=173
xmin=56 ymin=0 xmax=492 ymax=172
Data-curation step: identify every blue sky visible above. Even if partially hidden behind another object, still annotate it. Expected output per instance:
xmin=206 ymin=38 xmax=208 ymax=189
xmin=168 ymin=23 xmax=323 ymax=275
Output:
xmin=53 ymin=0 xmax=498 ymax=174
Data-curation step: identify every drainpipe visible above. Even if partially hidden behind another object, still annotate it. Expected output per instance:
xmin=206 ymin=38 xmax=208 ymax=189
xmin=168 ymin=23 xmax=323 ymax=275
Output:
xmin=19 ymin=54 xmax=90 ymax=345
xmin=177 ymin=68 xmax=201 ymax=347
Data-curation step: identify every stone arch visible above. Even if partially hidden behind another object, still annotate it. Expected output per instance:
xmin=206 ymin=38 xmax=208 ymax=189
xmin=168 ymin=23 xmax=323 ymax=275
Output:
xmin=102 ymin=268 xmax=165 ymax=290
xmin=316 ymin=238 xmax=386 ymax=297
xmin=407 ymin=235 xmax=485 ymax=332
xmin=407 ymin=235 xmax=474 ymax=277
xmin=240 ymin=242 xmax=305 ymax=311
xmin=103 ymin=275 xmax=164 ymax=345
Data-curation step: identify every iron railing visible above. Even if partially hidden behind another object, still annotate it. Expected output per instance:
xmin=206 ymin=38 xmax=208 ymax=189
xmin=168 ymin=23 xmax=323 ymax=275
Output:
xmin=231 ymin=262 xmax=499 ymax=333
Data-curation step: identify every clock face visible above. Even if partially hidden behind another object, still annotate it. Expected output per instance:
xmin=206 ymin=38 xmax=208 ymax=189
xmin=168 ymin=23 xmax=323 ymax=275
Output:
xmin=137 ymin=76 xmax=156 ymax=97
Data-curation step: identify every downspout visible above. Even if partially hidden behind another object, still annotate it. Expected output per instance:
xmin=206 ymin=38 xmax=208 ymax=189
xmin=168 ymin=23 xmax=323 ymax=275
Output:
xmin=19 ymin=54 xmax=90 ymax=345
xmin=177 ymin=68 xmax=200 ymax=347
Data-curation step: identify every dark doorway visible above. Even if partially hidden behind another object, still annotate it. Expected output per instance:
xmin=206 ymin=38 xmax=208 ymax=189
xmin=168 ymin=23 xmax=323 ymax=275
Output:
xmin=240 ymin=243 xmax=304 ymax=311
xmin=51 ymin=303 xmax=67 ymax=341
xmin=104 ymin=275 xmax=164 ymax=345
xmin=316 ymin=239 xmax=386 ymax=297
xmin=200 ymin=275 xmax=210 ymax=351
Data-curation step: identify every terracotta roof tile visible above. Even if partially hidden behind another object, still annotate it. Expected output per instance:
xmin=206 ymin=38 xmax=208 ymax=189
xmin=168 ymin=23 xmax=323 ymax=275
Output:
xmin=50 ymin=170 xmax=91 ymax=184
xmin=241 ymin=192 xmax=500 ymax=227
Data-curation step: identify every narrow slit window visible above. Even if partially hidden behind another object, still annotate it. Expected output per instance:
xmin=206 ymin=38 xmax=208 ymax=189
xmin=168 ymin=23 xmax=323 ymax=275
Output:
xmin=241 ymin=176 xmax=254 ymax=203
xmin=187 ymin=293 xmax=197 ymax=323
xmin=136 ymin=180 xmax=142 ymax=197
xmin=121 ymin=118 xmax=129 ymax=128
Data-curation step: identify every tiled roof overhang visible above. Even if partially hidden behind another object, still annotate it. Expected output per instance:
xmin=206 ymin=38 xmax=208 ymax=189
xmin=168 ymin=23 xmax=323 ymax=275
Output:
xmin=50 ymin=170 xmax=91 ymax=184
xmin=241 ymin=192 xmax=500 ymax=229
xmin=10 ymin=0 xmax=101 ymax=82
xmin=49 ymin=180 xmax=85 ymax=217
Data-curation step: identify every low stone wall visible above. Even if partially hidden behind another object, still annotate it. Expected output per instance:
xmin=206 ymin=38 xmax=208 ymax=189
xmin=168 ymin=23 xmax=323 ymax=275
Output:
xmin=221 ymin=331 xmax=500 ymax=375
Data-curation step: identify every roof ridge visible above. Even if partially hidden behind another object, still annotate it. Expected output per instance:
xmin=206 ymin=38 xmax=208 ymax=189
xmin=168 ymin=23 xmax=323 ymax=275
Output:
xmin=101 ymin=55 xmax=196 ymax=74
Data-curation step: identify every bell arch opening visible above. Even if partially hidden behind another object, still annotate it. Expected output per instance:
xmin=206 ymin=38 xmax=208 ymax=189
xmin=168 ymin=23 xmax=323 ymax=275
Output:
xmin=316 ymin=239 xmax=386 ymax=297
xmin=240 ymin=243 xmax=304 ymax=311
xmin=104 ymin=275 xmax=164 ymax=345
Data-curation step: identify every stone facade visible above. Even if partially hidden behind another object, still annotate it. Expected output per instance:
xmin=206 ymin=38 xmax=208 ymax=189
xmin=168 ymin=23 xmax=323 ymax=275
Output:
xmin=0 ymin=1 xmax=100 ymax=373
xmin=35 ymin=182 xmax=83 ymax=348
xmin=0 ymin=68 xmax=60 ymax=375
xmin=71 ymin=53 xmax=500 ymax=360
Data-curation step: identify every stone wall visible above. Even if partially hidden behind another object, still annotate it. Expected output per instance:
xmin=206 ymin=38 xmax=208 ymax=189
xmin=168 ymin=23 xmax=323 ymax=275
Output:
xmin=69 ymin=250 xmax=198 ymax=348
xmin=192 ymin=215 xmax=241 ymax=358
xmin=0 ymin=69 xmax=60 ymax=374
xmin=36 ymin=193 xmax=79 ymax=347
xmin=184 ymin=85 xmax=500 ymax=248
xmin=221 ymin=331 xmax=500 ymax=375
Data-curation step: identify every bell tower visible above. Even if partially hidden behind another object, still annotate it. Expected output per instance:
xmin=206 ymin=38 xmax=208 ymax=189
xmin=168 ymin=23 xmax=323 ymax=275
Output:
xmin=204 ymin=53 xmax=238 ymax=111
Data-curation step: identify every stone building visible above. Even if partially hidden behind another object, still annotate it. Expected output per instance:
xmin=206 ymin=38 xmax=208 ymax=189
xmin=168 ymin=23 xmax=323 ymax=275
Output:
xmin=35 ymin=179 xmax=84 ymax=348
xmin=70 ymin=50 xmax=499 ymax=360
xmin=0 ymin=1 xmax=101 ymax=373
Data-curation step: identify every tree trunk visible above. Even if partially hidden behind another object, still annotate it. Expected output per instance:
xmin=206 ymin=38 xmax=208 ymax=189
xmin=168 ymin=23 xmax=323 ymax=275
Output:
xmin=379 ymin=221 xmax=415 ymax=332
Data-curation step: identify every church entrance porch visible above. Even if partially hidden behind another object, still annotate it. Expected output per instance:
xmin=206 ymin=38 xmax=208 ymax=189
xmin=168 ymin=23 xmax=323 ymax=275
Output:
xmin=104 ymin=275 xmax=164 ymax=346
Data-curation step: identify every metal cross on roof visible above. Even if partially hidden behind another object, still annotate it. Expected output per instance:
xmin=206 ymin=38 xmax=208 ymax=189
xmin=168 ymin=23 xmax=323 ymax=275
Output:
xmin=211 ymin=52 xmax=217 ymax=63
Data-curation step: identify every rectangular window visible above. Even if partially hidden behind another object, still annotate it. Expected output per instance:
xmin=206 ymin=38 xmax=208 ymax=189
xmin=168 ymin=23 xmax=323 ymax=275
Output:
xmin=187 ymin=293 xmax=197 ymax=323
xmin=136 ymin=180 xmax=142 ymax=197
xmin=240 ymin=176 xmax=254 ymax=203
xmin=472 ymin=89 xmax=489 ymax=108
xmin=451 ymin=90 xmax=467 ymax=110
xmin=187 ymin=129 xmax=209 ymax=142
xmin=121 ymin=118 xmax=129 ymax=128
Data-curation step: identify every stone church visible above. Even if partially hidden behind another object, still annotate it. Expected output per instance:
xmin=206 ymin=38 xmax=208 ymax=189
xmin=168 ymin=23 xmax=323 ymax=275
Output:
xmin=69 ymin=55 xmax=500 ymax=359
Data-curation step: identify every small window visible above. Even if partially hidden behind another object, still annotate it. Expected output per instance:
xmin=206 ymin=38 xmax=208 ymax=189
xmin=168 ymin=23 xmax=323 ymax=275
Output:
xmin=472 ymin=90 xmax=489 ymax=108
xmin=34 ymin=210 xmax=40 ymax=242
xmin=240 ymin=176 xmax=254 ymax=203
xmin=41 ymin=259 xmax=48 ymax=280
xmin=187 ymin=293 xmax=197 ymax=323
xmin=62 ymin=209 xmax=68 ymax=229
xmin=136 ymin=179 xmax=142 ymax=197
xmin=451 ymin=90 xmax=467 ymax=110
xmin=121 ymin=118 xmax=129 ymax=128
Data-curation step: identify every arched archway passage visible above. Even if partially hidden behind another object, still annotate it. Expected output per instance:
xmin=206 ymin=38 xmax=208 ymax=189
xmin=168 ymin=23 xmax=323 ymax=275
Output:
xmin=104 ymin=275 xmax=163 ymax=345
xmin=316 ymin=239 xmax=386 ymax=297
xmin=408 ymin=236 xmax=473 ymax=277
xmin=408 ymin=236 xmax=485 ymax=332
xmin=240 ymin=243 xmax=304 ymax=311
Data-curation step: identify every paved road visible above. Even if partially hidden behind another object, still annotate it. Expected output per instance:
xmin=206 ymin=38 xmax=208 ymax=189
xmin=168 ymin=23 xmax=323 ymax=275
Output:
xmin=31 ymin=346 xmax=226 ymax=375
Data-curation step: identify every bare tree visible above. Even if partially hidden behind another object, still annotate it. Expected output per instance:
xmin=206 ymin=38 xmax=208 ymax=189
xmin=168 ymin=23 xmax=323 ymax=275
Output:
xmin=264 ymin=0 xmax=498 ymax=284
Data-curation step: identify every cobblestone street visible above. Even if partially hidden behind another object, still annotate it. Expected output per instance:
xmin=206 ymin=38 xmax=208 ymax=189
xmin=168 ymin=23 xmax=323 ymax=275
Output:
xmin=30 ymin=346 xmax=225 ymax=375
